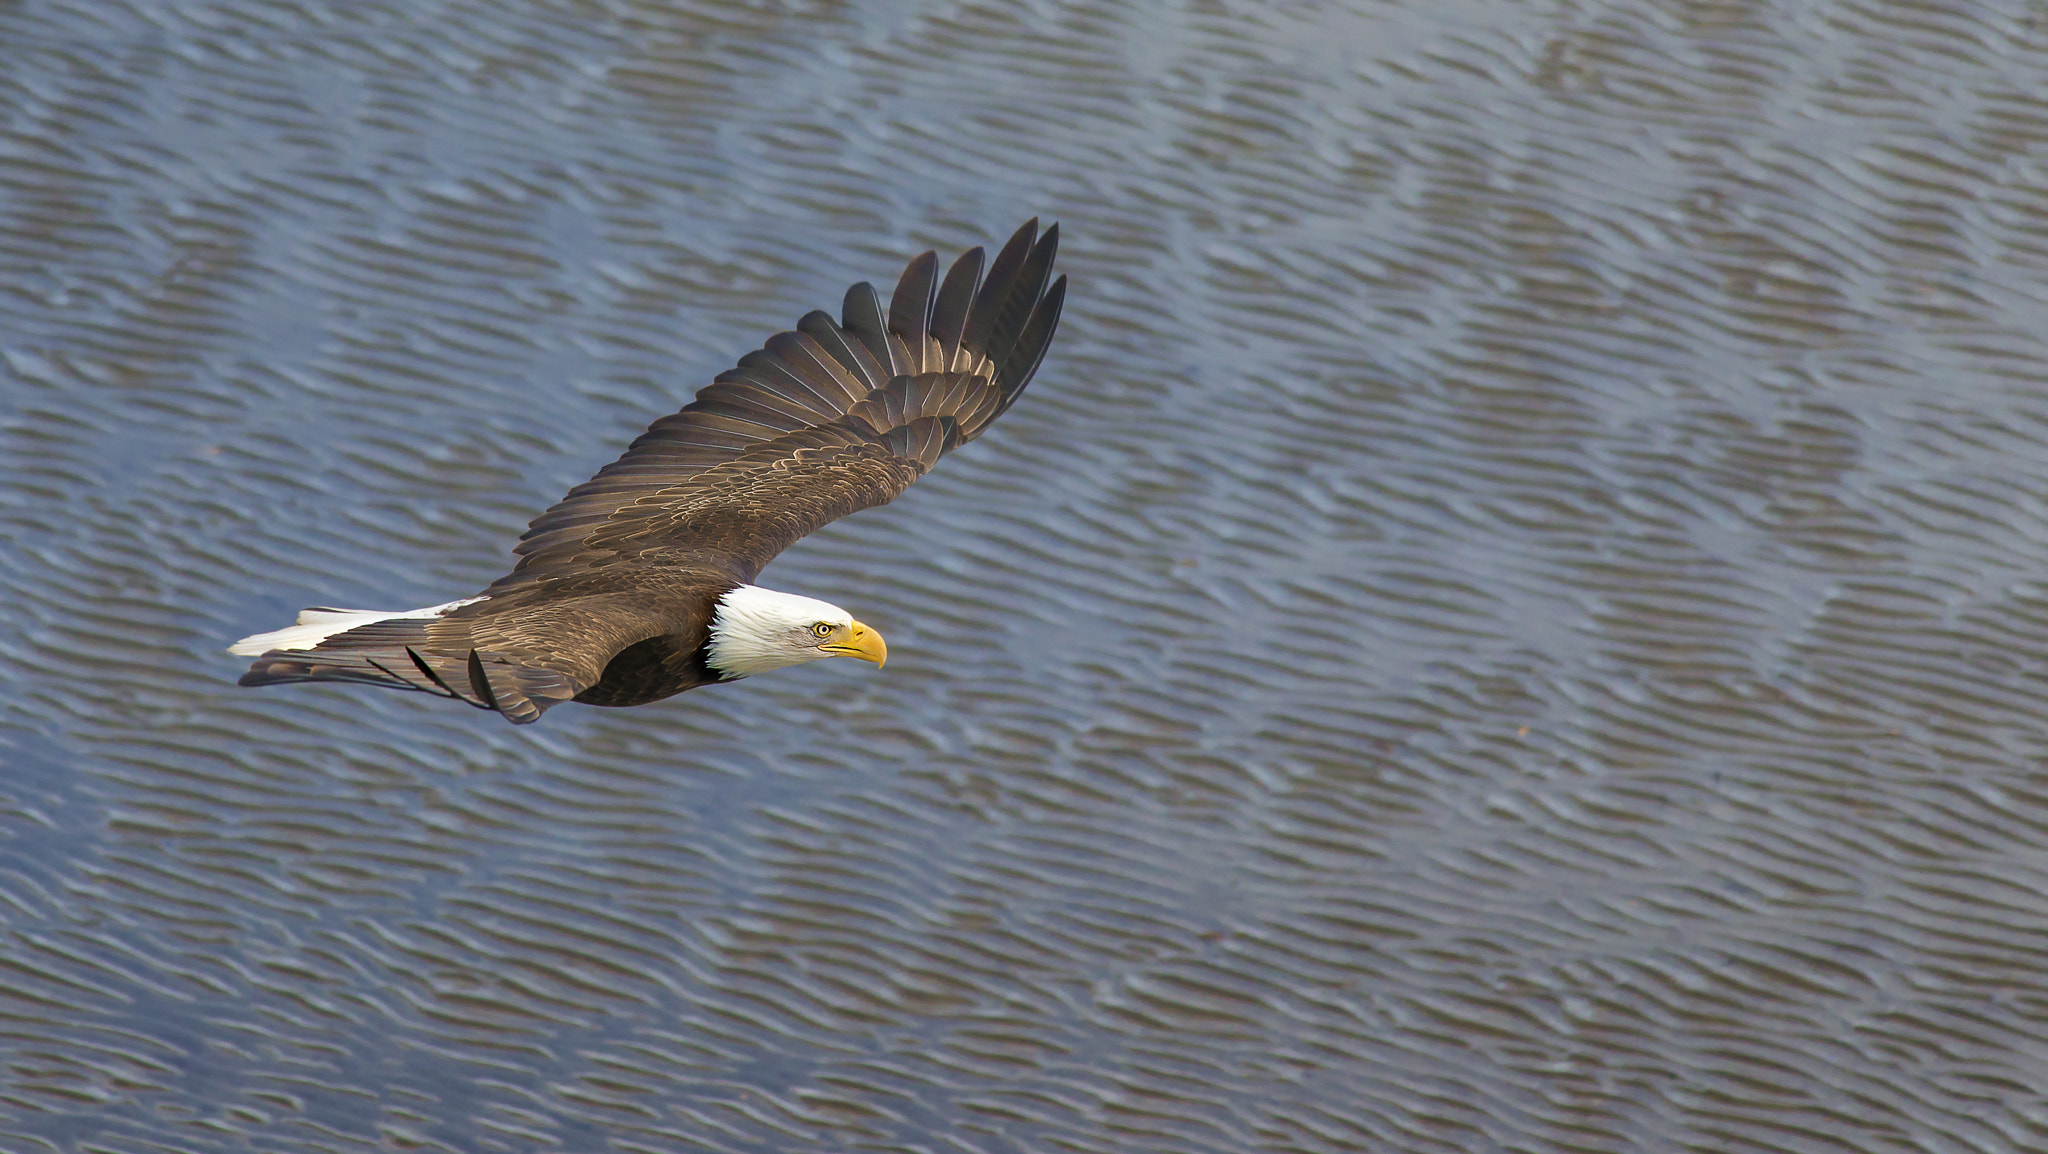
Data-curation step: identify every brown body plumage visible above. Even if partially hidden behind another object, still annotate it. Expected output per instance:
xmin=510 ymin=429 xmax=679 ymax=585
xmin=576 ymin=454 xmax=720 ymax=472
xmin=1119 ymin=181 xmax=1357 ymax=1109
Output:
xmin=232 ymin=221 xmax=1067 ymax=724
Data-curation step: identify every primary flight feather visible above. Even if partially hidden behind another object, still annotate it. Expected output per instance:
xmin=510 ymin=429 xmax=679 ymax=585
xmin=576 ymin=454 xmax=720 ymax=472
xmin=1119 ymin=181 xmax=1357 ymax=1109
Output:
xmin=231 ymin=220 xmax=1067 ymax=724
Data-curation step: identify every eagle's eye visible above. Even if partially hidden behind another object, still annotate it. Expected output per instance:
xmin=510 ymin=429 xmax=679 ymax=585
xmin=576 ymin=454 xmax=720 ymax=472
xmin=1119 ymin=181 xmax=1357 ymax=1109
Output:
xmin=811 ymin=622 xmax=834 ymax=638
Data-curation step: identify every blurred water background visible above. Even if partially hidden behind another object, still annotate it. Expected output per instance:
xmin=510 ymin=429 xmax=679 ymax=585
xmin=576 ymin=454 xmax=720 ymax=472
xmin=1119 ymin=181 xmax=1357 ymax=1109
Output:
xmin=7 ymin=0 xmax=2048 ymax=1150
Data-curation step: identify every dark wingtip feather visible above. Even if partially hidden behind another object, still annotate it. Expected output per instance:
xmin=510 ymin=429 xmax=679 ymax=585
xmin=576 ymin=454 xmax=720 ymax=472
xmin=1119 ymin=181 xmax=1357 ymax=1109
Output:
xmin=988 ymin=272 xmax=1066 ymax=425
xmin=841 ymin=281 xmax=894 ymax=374
xmin=929 ymin=245 xmax=985 ymax=365
xmin=888 ymin=250 xmax=940 ymax=372
xmin=406 ymin=647 xmax=463 ymax=699
xmin=466 ymin=650 xmax=501 ymax=712
xmin=981 ymin=222 xmax=1060 ymax=381
xmin=960 ymin=219 xmax=1038 ymax=357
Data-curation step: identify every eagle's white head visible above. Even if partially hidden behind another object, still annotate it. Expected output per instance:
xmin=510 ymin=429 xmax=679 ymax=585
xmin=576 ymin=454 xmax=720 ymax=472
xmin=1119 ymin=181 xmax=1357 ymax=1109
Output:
xmin=706 ymin=585 xmax=888 ymax=679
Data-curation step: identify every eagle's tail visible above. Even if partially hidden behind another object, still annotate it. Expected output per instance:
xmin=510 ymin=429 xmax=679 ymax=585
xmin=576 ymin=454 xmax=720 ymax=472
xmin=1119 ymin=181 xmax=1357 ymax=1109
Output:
xmin=229 ymin=602 xmax=470 ymax=660
xmin=231 ymin=600 xmax=574 ymax=725
xmin=232 ymin=601 xmax=473 ymax=692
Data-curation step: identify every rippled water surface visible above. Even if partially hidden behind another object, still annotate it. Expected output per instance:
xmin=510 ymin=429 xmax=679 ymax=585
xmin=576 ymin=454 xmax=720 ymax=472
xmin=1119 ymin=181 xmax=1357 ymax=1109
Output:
xmin=8 ymin=0 xmax=2048 ymax=1150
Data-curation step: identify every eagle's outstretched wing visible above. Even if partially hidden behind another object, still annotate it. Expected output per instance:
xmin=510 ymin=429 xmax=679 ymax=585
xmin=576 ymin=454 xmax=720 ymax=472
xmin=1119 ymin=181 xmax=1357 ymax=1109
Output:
xmin=499 ymin=218 xmax=1067 ymax=589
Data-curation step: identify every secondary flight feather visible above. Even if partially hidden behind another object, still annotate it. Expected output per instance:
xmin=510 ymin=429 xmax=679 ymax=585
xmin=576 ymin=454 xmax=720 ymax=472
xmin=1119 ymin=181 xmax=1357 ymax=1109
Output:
xmin=231 ymin=220 xmax=1067 ymax=724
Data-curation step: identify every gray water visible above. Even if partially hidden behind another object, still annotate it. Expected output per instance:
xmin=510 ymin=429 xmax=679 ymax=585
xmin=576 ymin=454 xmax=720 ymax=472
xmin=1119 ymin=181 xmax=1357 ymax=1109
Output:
xmin=6 ymin=0 xmax=2048 ymax=1151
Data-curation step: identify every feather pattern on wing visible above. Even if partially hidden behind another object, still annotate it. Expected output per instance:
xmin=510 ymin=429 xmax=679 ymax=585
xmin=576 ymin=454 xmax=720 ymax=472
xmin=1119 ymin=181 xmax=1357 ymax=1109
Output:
xmin=501 ymin=218 xmax=1066 ymax=590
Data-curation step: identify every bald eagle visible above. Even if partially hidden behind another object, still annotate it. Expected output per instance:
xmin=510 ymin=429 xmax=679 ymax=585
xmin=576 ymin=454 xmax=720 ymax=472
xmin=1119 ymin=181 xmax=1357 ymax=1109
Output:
xmin=231 ymin=220 xmax=1066 ymax=724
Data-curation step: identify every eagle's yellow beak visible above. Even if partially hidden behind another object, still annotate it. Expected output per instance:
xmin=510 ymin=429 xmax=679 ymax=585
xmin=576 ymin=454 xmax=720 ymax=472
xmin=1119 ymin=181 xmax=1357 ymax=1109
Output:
xmin=822 ymin=620 xmax=887 ymax=667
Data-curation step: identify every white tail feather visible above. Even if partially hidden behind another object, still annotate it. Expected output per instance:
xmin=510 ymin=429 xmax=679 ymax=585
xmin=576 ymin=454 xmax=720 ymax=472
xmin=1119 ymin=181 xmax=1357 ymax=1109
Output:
xmin=228 ymin=597 xmax=483 ymax=656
